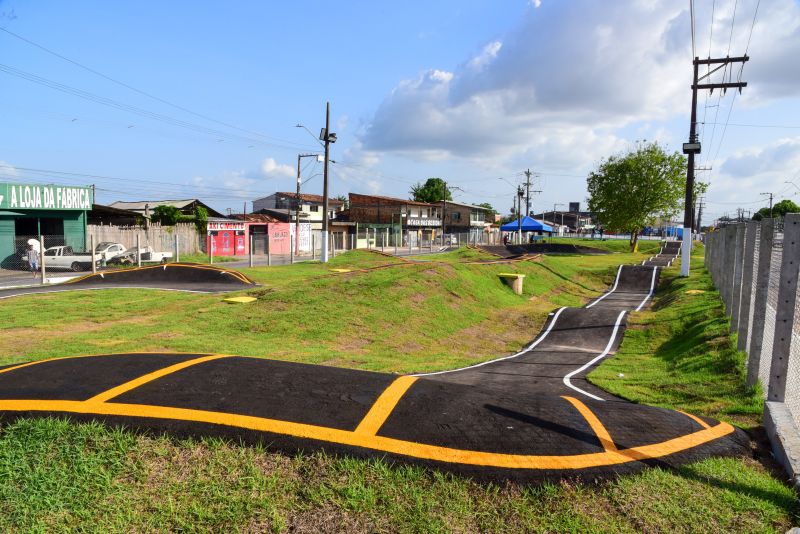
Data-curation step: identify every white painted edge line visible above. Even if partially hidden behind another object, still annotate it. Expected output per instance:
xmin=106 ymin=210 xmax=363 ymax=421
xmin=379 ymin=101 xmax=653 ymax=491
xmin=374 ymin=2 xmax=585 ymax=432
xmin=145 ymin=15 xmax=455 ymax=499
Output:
xmin=634 ymin=266 xmax=659 ymax=312
xmin=0 ymin=286 xmax=214 ymax=300
xmin=586 ymin=265 xmax=623 ymax=308
xmin=562 ymin=310 xmax=628 ymax=401
xmin=413 ymin=307 xmax=568 ymax=377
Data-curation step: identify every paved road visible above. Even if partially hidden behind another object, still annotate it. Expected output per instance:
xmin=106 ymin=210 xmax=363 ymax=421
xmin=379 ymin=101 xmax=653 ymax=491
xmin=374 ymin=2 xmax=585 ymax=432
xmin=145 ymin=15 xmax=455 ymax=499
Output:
xmin=0 ymin=242 xmax=747 ymax=482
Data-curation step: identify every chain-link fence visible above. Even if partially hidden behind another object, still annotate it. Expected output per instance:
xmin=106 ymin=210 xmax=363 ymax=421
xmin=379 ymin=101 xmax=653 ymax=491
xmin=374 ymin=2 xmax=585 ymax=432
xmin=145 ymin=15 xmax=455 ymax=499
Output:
xmin=705 ymin=215 xmax=800 ymax=482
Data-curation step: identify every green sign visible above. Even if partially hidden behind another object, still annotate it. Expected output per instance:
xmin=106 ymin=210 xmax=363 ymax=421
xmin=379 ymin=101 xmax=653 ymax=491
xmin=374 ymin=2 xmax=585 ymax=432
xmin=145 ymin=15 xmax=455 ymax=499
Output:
xmin=0 ymin=182 xmax=93 ymax=211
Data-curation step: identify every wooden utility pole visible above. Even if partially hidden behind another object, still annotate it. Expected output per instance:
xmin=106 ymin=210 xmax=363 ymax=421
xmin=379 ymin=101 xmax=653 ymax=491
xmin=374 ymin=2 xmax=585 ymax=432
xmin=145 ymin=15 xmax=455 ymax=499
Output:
xmin=681 ymin=55 xmax=748 ymax=276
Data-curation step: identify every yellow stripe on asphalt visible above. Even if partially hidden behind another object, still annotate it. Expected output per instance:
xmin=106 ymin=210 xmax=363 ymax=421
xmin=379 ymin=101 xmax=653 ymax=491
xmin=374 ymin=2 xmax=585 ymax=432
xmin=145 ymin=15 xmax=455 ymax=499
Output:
xmin=86 ymin=354 xmax=230 ymax=404
xmin=354 ymin=376 xmax=418 ymax=435
xmin=0 ymin=398 xmax=736 ymax=470
xmin=677 ymin=410 xmax=711 ymax=429
xmin=561 ymin=395 xmax=618 ymax=452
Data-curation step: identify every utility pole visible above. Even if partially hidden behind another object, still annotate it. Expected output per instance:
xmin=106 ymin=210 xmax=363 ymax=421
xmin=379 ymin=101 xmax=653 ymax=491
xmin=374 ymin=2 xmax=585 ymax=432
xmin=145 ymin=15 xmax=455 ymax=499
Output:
xmin=320 ymin=102 xmax=337 ymax=263
xmin=517 ymin=186 xmax=524 ymax=244
xmin=761 ymin=192 xmax=774 ymax=218
xmin=696 ymin=196 xmax=705 ymax=233
xmin=442 ymin=180 xmax=447 ymax=237
xmin=681 ymin=54 xmax=748 ymax=276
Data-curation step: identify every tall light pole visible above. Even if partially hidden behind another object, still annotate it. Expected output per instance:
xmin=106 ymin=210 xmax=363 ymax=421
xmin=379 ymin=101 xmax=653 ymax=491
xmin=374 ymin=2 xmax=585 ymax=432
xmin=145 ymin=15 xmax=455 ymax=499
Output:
xmin=321 ymin=102 xmax=337 ymax=262
xmin=761 ymin=192 xmax=774 ymax=219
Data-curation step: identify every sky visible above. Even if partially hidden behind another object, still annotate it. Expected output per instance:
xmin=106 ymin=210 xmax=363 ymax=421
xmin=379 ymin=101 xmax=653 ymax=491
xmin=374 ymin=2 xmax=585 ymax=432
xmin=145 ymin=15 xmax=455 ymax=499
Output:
xmin=1 ymin=0 xmax=799 ymax=224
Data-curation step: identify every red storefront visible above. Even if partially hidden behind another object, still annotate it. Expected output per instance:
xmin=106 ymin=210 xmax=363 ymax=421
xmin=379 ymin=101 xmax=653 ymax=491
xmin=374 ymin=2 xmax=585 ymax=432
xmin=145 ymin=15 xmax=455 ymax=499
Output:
xmin=207 ymin=219 xmax=247 ymax=256
xmin=208 ymin=217 xmax=294 ymax=256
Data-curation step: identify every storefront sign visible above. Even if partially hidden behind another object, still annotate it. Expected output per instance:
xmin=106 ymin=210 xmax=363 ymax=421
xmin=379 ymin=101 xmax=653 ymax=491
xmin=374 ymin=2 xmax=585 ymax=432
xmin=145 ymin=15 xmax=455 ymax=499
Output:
xmin=0 ymin=182 xmax=93 ymax=211
xmin=406 ymin=217 xmax=441 ymax=227
xmin=207 ymin=221 xmax=246 ymax=233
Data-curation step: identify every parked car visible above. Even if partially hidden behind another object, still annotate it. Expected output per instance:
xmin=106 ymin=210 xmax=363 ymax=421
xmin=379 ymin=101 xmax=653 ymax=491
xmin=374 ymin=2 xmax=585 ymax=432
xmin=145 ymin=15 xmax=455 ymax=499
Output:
xmin=107 ymin=246 xmax=173 ymax=266
xmin=41 ymin=246 xmax=102 ymax=272
xmin=94 ymin=242 xmax=127 ymax=262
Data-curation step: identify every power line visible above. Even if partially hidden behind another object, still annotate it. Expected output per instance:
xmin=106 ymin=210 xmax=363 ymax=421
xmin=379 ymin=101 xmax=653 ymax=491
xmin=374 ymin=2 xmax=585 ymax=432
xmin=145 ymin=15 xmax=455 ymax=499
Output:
xmin=0 ymin=62 xmax=315 ymax=152
xmin=0 ymin=26 xmax=307 ymax=148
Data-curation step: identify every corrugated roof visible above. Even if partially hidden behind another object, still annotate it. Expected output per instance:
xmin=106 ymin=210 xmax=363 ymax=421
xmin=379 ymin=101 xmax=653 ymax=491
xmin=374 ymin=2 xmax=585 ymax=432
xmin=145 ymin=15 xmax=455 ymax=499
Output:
xmin=109 ymin=199 xmax=198 ymax=210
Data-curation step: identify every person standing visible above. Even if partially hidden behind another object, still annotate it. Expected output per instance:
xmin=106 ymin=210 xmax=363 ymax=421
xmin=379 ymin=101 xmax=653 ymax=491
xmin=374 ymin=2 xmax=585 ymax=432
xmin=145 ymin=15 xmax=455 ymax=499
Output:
xmin=27 ymin=244 xmax=39 ymax=278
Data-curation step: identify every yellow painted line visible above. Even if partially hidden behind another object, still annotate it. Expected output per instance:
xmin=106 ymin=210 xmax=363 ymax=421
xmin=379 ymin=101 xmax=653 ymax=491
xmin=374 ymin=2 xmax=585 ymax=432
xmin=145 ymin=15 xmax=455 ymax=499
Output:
xmin=0 ymin=352 xmax=219 ymax=377
xmin=86 ymin=354 xmax=230 ymax=404
xmin=561 ymin=396 xmax=618 ymax=452
xmin=64 ymin=263 xmax=254 ymax=285
xmin=354 ymin=376 xmax=418 ymax=435
xmin=677 ymin=410 xmax=711 ymax=429
xmin=0 ymin=399 xmax=736 ymax=470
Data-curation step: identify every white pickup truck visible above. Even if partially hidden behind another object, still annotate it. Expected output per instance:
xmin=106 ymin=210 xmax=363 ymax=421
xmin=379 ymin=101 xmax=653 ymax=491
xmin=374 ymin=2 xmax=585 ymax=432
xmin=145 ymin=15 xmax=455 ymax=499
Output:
xmin=42 ymin=246 xmax=103 ymax=272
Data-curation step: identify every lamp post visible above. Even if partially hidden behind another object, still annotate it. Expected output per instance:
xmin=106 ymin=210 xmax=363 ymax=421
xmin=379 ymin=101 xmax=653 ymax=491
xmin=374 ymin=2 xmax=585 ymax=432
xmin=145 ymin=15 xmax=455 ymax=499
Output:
xmin=296 ymin=104 xmax=336 ymax=263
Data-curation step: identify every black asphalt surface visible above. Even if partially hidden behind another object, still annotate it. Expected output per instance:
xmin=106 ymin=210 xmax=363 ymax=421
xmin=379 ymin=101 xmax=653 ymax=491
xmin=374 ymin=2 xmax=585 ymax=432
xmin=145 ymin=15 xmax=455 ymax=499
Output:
xmin=0 ymin=263 xmax=256 ymax=300
xmin=0 ymin=241 xmax=747 ymax=482
xmin=479 ymin=243 xmax=610 ymax=258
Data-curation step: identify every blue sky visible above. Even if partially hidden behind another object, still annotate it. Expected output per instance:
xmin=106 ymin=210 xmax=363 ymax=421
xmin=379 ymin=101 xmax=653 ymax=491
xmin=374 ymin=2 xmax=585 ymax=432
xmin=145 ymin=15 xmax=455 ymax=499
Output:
xmin=1 ymin=0 xmax=799 ymax=223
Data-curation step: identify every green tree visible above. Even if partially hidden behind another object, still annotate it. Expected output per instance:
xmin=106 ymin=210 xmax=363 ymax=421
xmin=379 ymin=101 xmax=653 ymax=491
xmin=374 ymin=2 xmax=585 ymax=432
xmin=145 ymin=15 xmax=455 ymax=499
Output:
xmin=587 ymin=141 xmax=686 ymax=251
xmin=335 ymin=194 xmax=350 ymax=209
xmin=193 ymin=205 xmax=208 ymax=234
xmin=752 ymin=199 xmax=800 ymax=221
xmin=410 ymin=178 xmax=452 ymax=203
xmin=477 ymin=202 xmax=497 ymax=215
xmin=150 ymin=205 xmax=181 ymax=225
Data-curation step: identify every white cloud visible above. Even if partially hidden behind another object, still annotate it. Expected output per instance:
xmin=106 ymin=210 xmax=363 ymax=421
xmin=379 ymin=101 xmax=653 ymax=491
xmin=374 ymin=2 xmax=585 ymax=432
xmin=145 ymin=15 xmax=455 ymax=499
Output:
xmin=0 ymin=161 xmax=19 ymax=178
xmin=260 ymin=157 xmax=295 ymax=179
xmin=361 ymin=0 xmax=800 ymax=170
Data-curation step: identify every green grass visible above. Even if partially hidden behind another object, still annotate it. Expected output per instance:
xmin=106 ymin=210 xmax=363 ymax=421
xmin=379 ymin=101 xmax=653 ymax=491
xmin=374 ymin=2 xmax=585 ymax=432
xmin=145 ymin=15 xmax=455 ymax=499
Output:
xmin=549 ymin=236 xmax=664 ymax=254
xmin=0 ymin=418 xmax=794 ymax=533
xmin=0 ymin=247 xmax=797 ymax=531
xmin=0 ymin=249 xmax=638 ymax=372
xmin=589 ymin=245 xmax=764 ymax=428
xmin=175 ymin=252 xmax=238 ymax=263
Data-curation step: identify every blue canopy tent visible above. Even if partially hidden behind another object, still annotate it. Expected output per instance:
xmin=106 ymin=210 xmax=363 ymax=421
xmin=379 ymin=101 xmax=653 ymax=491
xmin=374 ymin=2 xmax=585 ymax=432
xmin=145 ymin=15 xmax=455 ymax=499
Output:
xmin=500 ymin=216 xmax=553 ymax=233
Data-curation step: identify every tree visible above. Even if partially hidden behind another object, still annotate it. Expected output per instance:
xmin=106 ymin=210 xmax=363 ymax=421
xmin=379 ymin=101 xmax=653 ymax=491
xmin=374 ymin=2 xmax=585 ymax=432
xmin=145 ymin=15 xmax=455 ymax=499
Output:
xmin=336 ymin=194 xmax=350 ymax=209
xmin=477 ymin=202 xmax=497 ymax=215
xmin=150 ymin=205 xmax=181 ymax=226
xmin=193 ymin=205 xmax=208 ymax=234
xmin=752 ymin=199 xmax=800 ymax=221
xmin=587 ymin=141 xmax=686 ymax=251
xmin=410 ymin=178 xmax=452 ymax=203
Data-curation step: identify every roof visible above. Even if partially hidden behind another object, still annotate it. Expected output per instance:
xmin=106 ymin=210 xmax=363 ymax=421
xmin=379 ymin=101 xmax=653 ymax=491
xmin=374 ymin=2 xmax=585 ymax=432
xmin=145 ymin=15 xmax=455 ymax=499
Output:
xmin=443 ymin=200 xmax=489 ymax=211
xmin=275 ymin=192 xmax=344 ymax=205
xmin=349 ymin=193 xmax=434 ymax=207
xmin=500 ymin=216 xmax=554 ymax=232
xmin=232 ymin=213 xmax=282 ymax=223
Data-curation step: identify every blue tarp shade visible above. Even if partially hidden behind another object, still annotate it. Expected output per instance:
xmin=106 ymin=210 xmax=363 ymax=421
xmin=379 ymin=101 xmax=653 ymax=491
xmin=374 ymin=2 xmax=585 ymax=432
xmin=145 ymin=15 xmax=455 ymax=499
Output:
xmin=500 ymin=216 xmax=553 ymax=232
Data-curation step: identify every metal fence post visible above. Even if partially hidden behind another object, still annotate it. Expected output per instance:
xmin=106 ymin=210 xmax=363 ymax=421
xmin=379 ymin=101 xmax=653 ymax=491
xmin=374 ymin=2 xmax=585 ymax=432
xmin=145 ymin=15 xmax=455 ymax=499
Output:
xmin=721 ymin=225 xmax=736 ymax=311
xmin=731 ymin=224 xmax=747 ymax=331
xmin=312 ymin=233 xmax=316 ymax=260
xmin=291 ymin=234 xmax=295 ymax=264
xmin=91 ymin=234 xmax=96 ymax=274
xmin=136 ymin=234 xmax=142 ymax=267
xmin=267 ymin=234 xmax=271 ymax=266
xmin=331 ymin=233 xmax=336 ymax=258
xmin=175 ymin=234 xmax=180 ymax=263
xmin=208 ymin=233 xmax=213 ymax=265
xmin=767 ymin=214 xmax=800 ymax=403
xmin=249 ymin=234 xmax=254 ymax=268
xmin=738 ymin=222 xmax=758 ymax=352
xmin=748 ymin=219 xmax=775 ymax=387
xmin=39 ymin=233 xmax=46 ymax=284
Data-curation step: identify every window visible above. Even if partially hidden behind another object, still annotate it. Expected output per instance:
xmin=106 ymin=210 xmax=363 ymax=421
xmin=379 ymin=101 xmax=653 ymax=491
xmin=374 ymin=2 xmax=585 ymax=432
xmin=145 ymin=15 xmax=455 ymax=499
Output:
xmin=452 ymin=211 xmax=461 ymax=221
xmin=309 ymin=205 xmax=319 ymax=212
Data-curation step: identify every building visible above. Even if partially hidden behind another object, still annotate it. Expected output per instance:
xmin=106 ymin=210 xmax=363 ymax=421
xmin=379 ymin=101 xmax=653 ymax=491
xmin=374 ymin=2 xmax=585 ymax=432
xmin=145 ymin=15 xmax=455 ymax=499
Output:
xmin=252 ymin=192 xmax=344 ymax=231
xmin=346 ymin=193 xmax=441 ymax=246
xmin=534 ymin=209 xmax=594 ymax=233
xmin=109 ymin=199 xmax=224 ymax=219
xmin=0 ymin=182 xmax=93 ymax=268
xmin=441 ymin=200 xmax=491 ymax=239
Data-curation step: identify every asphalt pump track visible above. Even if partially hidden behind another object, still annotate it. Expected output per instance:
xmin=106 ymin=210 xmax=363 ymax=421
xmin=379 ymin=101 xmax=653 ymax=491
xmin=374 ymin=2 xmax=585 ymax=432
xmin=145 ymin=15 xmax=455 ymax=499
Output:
xmin=0 ymin=263 xmax=257 ymax=300
xmin=0 ymin=243 xmax=748 ymax=482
